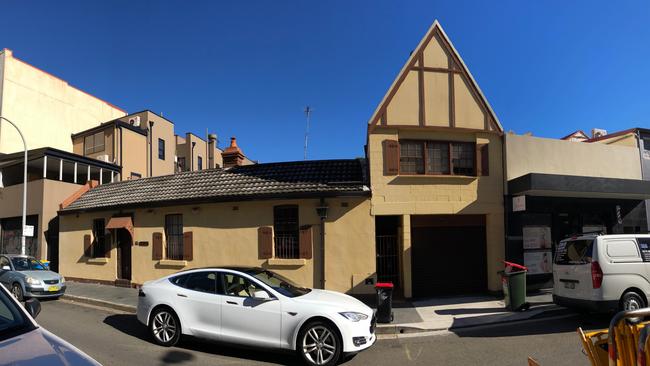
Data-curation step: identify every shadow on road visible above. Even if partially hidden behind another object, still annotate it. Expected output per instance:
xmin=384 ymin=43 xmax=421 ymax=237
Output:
xmin=103 ymin=314 xmax=304 ymax=365
xmin=435 ymin=307 xmax=506 ymax=315
xmin=452 ymin=313 xmax=612 ymax=338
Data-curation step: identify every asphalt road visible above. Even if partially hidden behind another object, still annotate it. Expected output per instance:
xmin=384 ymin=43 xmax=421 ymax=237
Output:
xmin=35 ymin=299 xmax=612 ymax=366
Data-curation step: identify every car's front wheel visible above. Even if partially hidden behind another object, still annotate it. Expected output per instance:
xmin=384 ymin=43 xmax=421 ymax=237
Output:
xmin=11 ymin=283 xmax=23 ymax=302
xmin=149 ymin=307 xmax=181 ymax=347
xmin=298 ymin=321 xmax=341 ymax=366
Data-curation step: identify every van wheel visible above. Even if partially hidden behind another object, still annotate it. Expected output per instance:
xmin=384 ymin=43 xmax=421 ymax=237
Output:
xmin=620 ymin=291 xmax=646 ymax=311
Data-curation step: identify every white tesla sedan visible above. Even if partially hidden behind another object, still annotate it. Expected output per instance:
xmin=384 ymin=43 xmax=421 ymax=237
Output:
xmin=137 ymin=267 xmax=376 ymax=366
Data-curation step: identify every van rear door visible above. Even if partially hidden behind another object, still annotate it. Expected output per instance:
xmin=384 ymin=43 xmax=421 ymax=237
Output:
xmin=553 ymin=238 xmax=595 ymax=299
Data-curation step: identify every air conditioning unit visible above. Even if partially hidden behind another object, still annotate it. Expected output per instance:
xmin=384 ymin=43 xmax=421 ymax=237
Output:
xmin=129 ymin=116 xmax=141 ymax=127
xmin=592 ymin=128 xmax=608 ymax=139
xmin=97 ymin=154 xmax=110 ymax=162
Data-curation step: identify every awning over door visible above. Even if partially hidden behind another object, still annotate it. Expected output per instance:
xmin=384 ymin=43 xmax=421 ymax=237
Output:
xmin=106 ymin=217 xmax=134 ymax=239
xmin=509 ymin=173 xmax=650 ymax=200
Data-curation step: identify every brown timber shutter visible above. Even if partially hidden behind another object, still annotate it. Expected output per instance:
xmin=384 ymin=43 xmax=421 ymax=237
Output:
xmin=152 ymin=232 xmax=163 ymax=260
xmin=258 ymin=226 xmax=273 ymax=259
xmin=299 ymin=225 xmax=313 ymax=259
xmin=477 ymin=144 xmax=489 ymax=176
xmin=382 ymin=139 xmax=400 ymax=175
xmin=183 ymin=232 xmax=193 ymax=261
xmin=83 ymin=234 xmax=91 ymax=257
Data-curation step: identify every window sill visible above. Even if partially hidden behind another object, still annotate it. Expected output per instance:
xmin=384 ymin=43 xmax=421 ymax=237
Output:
xmin=157 ymin=259 xmax=187 ymax=268
xmin=267 ymin=258 xmax=307 ymax=267
xmin=87 ymin=257 xmax=109 ymax=264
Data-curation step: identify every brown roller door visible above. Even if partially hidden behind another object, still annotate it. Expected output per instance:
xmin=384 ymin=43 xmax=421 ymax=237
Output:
xmin=411 ymin=215 xmax=487 ymax=297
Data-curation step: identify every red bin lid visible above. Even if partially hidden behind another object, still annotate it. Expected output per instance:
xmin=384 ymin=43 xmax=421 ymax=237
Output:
xmin=375 ymin=282 xmax=394 ymax=289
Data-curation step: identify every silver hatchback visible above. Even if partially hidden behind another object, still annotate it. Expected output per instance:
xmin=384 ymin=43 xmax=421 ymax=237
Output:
xmin=0 ymin=255 xmax=66 ymax=301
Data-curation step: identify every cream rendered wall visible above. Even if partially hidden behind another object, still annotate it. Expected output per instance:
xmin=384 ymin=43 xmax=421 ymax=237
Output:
xmin=119 ymin=129 xmax=147 ymax=179
xmin=0 ymin=49 xmax=125 ymax=154
xmin=386 ymin=71 xmax=420 ymax=125
xmin=58 ymin=197 xmax=375 ymax=294
xmin=505 ymin=134 xmax=642 ymax=181
xmin=369 ymin=128 xmax=505 ymax=293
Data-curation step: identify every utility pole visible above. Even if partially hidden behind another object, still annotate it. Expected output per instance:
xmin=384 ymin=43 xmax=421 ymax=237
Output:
xmin=304 ymin=106 xmax=312 ymax=160
xmin=0 ymin=117 xmax=28 ymax=255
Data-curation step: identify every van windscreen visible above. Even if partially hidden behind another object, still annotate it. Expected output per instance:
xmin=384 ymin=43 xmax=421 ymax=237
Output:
xmin=555 ymin=239 xmax=594 ymax=265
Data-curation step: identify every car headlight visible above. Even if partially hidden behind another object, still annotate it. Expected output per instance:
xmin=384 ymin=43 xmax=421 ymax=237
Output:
xmin=25 ymin=277 xmax=41 ymax=286
xmin=339 ymin=312 xmax=369 ymax=322
xmin=60 ymin=276 xmax=65 ymax=283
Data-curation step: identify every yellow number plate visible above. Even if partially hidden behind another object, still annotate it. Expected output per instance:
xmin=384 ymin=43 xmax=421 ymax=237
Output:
xmin=48 ymin=286 xmax=58 ymax=292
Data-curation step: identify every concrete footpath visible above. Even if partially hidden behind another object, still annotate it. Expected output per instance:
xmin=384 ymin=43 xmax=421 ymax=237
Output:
xmin=61 ymin=281 xmax=569 ymax=336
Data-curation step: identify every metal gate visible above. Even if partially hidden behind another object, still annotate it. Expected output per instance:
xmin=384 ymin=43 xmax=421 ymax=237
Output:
xmin=376 ymin=235 xmax=399 ymax=285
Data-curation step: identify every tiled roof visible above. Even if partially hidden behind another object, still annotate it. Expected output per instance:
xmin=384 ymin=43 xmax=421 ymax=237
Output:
xmin=61 ymin=159 xmax=369 ymax=212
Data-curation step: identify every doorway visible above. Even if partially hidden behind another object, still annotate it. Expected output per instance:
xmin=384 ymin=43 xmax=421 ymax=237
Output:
xmin=375 ymin=216 xmax=401 ymax=290
xmin=116 ymin=229 xmax=132 ymax=282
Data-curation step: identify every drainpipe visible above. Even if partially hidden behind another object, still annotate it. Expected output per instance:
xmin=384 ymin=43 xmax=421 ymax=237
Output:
xmin=316 ymin=198 xmax=329 ymax=289
xmin=148 ymin=121 xmax=155 ymax=177
xmin=191 ymin=141 xmax=196 ymax=171
xmin=119 ymin=125 xmax=123 ymax=180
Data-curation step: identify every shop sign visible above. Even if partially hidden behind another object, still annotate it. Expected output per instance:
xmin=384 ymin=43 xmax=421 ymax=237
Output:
xmin=523 ymin=226 xmax=552 ymax=249
xmin=23 ymin=225 xmax=34 ymax=238
xmin=513 ymin=195 xmax=526 ymax=212
xmin=524 ymin=251 xmax=553 ymax=274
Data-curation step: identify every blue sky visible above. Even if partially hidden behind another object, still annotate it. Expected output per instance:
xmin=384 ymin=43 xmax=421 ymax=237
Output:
xmin=2 ymin=1 xmax=649 ymax=162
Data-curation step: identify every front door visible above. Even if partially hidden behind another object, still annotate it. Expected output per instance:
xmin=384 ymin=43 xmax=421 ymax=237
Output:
xmin=116 ymin=229 xmax=132 ymax=281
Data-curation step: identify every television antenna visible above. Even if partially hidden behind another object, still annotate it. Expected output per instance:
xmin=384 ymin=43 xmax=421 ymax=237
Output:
xmin=304 ymin=106 xmax=313 ymax=160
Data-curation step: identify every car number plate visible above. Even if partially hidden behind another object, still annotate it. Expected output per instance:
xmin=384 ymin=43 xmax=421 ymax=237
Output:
xmin=564 ymin=282 xmax=575 ymax=289
xmin=48 ymin=286 xmax=58 ymax=292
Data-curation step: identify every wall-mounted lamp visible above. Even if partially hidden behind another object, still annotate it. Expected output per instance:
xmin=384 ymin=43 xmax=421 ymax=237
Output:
xmin=316 ymin=202 xmax=329 ymax=220
xmin=191 ymin=207 xmax=200 ymax=214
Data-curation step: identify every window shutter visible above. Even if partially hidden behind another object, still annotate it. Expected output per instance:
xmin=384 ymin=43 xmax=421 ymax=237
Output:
xmin=258 ymin=227 xmax=273 ymax=259
xmin=83 ymin=234 xmax=91 ymax=257
xmin=299 ymin=225 xmax=313 ymax=259
xmin=105 ymin=231 xmax=112 ymax=258
xmin=152 ymin=232 xmax=163 ymax=260
xmin=382 ymin=140 xmax=400 ymax=175
xmin=183 ymin=232 xmax=193 ymax=261
xmin=477 ymin=144 xmax=489 ymax=176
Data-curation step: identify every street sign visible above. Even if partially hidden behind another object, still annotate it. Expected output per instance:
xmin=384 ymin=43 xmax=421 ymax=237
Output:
xmin=513 ymin=195 xmax=526 ymax=212
xmin=23 ymin=225 xmax=34 ymax=237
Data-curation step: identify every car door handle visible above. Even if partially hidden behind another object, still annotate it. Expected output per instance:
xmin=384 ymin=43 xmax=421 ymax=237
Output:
xmin=177 ymin=293 xmax=188 ymax=298
xmin=226 ymin=300 xmax=237 ymax=305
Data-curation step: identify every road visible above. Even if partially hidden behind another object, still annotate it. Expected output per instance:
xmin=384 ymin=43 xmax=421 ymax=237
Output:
xmin=35 ymin=299 xmax=611 ymax=366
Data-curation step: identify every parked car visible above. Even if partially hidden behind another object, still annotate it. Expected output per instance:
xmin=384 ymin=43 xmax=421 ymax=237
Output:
xmin=553 ymin=233 xmax=650 ymax=312
xmin=0 ymin=255 xmax=66 ymax=301
xmin=0 ymin=278 xmax=101 ymax=365
xmin=137 ymin=267 xmax=376 ymax=366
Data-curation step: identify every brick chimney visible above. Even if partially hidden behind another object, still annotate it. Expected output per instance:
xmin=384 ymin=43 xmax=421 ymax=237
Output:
xmin=221 ymin=137 xmax=245 ymax=168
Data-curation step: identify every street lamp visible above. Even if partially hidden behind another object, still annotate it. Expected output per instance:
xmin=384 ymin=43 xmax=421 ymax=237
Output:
xmin=0 ymin=116 xmax=28 ymax=256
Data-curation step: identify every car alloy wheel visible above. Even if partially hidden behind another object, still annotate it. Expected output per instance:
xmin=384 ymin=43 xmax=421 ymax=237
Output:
xmin=151 ymin=309 xmax=179 ymax=346
xmin=302 ymin=325 xmax=338 ymax=366
xmin=12 ymin=284 xmax=23 ymax=302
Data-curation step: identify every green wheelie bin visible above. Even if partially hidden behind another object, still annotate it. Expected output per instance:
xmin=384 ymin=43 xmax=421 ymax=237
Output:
xmin=499 ymin=261 xmax=529 ymax=311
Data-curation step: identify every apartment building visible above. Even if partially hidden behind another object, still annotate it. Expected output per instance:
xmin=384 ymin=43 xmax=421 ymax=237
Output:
xmin=0 ymin=49 xmax=125 ymax=154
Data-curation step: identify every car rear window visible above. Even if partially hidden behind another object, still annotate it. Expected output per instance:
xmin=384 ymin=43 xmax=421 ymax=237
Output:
xmin=555 ymin=239 xmax=594 ymax=265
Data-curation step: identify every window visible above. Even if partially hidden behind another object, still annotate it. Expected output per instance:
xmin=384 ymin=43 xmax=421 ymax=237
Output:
xmin=0 ymin=257 xmax=9 ymax=269
xmin=165 ymin=214 xmax=184 ymax=260
xmin=400 ymin=142 xmax=424 ymax=174
xmin=399 ymin=140 xmax=476 ymax=176
xmin=158 ymin=138 xmax=165 ymax=160
xmin=554 ymin=239 xmax=593 ymax=265
xmin=0 ymin=282 xmax=31 ymax=335
xmin=248 ymin=269 xmax=311 ymax=298
xmin=10 ymin=257 xmax=46 ymax=271
xmin=197 ymin=156 xmax=203 ymax=170
xmin=273 ymin=205 xmax=299 ymax=259
xmin=184 ymin=271 xmax=217 ymax=294
xmin=84 ymin=131 xmax=105 ymax=155
xmin=92 ymin=219 xmax=106 ymax=258
xmin=130 ymin=172 xmax=141 ymax=180
xmin=177 ymin=157 xmax=186 ymax=172
xmin=221 ymin=272 xmax=265 ymax=298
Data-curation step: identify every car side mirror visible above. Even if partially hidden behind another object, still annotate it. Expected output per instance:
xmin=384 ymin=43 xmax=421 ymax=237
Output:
xmin=25 ymin=298 xmax=41 ymax=319
xmin=252 ymin=290 xmax=272 ymax=300
xmin=1 ymin=265 xmax=9 ymax=271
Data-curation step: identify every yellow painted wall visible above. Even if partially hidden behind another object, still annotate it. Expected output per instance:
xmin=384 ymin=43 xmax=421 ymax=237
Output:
xmin=0 ymin=49 xmax=125 ymax=154
xmin=368 ymin=128 xmax=505 ymax=294
xmin=119 ymin=129 xmax=147 ymax=179
xmin=423 ymin=35 xmax=448 ymax=68
xmin=454 ymin=74 xmax=486 ymax=130
xmin=386 ymin=71 xmax=420 ymax=125
xmin=505 ymin=134 xmax=642 ymax=180
xmin=58 ymin=198 xmax=375 ymax=294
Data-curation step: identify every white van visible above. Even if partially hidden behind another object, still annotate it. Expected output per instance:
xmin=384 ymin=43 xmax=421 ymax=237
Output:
xmin=553 ymin=234 xmax=650 ymax=312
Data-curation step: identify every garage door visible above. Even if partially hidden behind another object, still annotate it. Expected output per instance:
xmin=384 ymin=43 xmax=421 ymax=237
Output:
xmin=411 ymin=216 xmax=487 ymax=298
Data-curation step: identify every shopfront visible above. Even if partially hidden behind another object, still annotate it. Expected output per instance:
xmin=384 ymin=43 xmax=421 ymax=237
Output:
xmin=505 ymin=173 xmax=650 ymax=287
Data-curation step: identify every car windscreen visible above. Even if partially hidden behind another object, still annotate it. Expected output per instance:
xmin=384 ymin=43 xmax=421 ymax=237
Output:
xmin=555 ymin=239 xmax=594 ymax=265
xmin=11 ymin=257 xmax=47 ymax=271
xmin=249 ymin=269 xmax=311 ymax=298
xmin=0 ymin=287 xmax=31 ymax=341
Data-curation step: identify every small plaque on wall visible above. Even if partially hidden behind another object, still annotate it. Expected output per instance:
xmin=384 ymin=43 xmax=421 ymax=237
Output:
xmin=137 ymin=241 xmax=149 ymax=247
